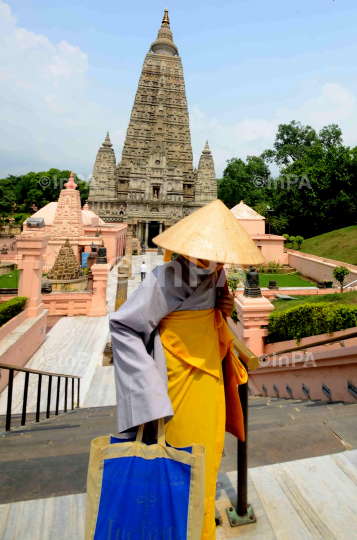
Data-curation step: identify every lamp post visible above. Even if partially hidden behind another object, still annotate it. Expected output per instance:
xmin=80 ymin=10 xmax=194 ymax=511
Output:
xmin=266 ymin=205 xmax=274 ymax=235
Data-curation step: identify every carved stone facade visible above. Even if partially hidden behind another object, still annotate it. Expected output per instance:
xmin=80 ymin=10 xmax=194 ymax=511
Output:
xmin=51 ymin=172 xmax=84 ymax=240
xmin=88 ymin=9 xmax=217 ymax=247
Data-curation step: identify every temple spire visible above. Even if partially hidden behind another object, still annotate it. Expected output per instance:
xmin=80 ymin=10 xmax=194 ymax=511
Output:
xmin=151 ymin=8 xmax=178 ymax=55
xmin=102 ymin=131 xmax=113 ymax=148
xmin=65 ymin=171 xmax=77 ymax=190
xmin=162 ymin=7 xmax=170 ymax=26
xmin=202 ymin=140 xmax=211 ymax=154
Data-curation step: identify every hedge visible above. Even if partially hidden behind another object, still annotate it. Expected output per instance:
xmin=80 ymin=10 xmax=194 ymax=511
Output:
xmin=0 ymin=297 xmax=28 ymax=327
xmin=266 ymin=303 xmax=357 ymax=344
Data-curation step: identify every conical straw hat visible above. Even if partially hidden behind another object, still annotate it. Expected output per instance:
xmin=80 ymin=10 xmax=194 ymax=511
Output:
xmin=153 ymin=199 xmax=266 ymax=266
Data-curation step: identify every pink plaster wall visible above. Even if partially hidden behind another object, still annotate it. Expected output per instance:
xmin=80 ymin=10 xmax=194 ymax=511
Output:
xmin=239 ymin=219 xmax=265 ymax=236
xmin=288 ymin=250 xmax=357 ymax=287
xmin=0 ymin=309 xmax=47 ymax=393
xmin=252 ymin=236 xmax=288 ymax=265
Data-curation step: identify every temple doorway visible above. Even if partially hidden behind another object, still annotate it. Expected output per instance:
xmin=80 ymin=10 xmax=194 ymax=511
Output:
xmin=148 ymin=221 xmax=160 ymax=247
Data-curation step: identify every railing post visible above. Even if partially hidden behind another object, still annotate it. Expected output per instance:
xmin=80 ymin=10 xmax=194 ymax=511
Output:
xmin=46 ymin=375 xmax=52 ymax=418
xmin=64 ymin=377 xmax=68 ymax=413
xmin=55 ymin=377 xmax=61 ymax=416
xmin=63 ymin=377 xmax=68 ymax=412
xmin=77 ymin=378 xmax=80 ymax=408
xmin=21 ymin=372 xmax=30 ymax=426
xmin=6 ymin=369 xmax=14 ymax=431
xmin=71 ymin=378 xmax=75 ymax=410
xmin=237 ymin=380 xmax=248 ymax=515
xmin=227 ymin=361 xmax=256 ymax=527
xmin=35 ymin=374 xmax=42 ymax=423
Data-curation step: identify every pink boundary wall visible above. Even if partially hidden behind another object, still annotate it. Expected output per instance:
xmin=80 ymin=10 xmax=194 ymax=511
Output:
xmin=288 ymin=249 xmax=357 ymax=287
xmin=229 ymin=299 xmax=357 ymax=403
xmin=0 ymin=308 xmax=48 ymax=393
xmin=43 ymin=292 xmax=92 ymax=316
xmin=234 ymin=287 xmax=344 ymax=299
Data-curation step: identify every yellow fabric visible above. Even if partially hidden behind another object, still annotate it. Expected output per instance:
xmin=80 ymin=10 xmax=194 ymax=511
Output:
xmin=159 ymin=308 xmax=247 ymax=540
xmin=163 ymin=249 xmax=172 ymax=262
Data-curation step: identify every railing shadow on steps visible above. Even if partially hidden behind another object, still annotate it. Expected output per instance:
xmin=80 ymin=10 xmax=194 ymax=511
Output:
xmin=0 ymin=362 xmax=80 ymax=432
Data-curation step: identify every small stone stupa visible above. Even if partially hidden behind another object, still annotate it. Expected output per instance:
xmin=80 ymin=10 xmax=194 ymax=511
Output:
xmin=47 ymin=239 xmax=87 ymax=291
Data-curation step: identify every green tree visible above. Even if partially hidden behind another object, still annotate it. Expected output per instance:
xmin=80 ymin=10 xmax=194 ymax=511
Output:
xmin=217 ymin=156 xmax=270 ymax=208
xmin=0 ymin=179 xmax=15 ymax=216
xmin=269 ymin=124 xmax=357 ymax=238
xmin=333 ymin=265 xmax=350 ymax=293
xmin=0 ymin=170 xmax=89 ymax=214
xmin=262 ymin=120 xmax=318 ymax=167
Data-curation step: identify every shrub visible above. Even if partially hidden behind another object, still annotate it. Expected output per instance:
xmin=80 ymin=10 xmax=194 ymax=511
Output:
xmin=282 ymin=234 xmax=290 ymax=244
xmin=266 ymin=303 xmax=357 ymax=344
xmin=227 ymin=273 xmax=241 ymax=292
xmin=333 ymin=265 xmax=350 ymax=293
xmin=288 ymin=236 xmax=296 ymax=248
xmin=258 ymin=264 xmax=266 ymax=274
xmin=133 ymin=249 xmax=138 ymax=255
xmin=0 ymin=297 xmax=27 ymax=327
xmin=295 ymin=235 xmax=304 ymax=249
xmin=83 ymin=267 xmax=89 ymax=275
xmin=267 ymin=260 xmax=280 ymax=273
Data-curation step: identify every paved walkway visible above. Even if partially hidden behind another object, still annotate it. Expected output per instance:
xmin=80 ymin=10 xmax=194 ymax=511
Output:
xmin=0 ymin=252 xmax=164 ymax=415
xmin=2 ymin=448 xmax=357 ymax=539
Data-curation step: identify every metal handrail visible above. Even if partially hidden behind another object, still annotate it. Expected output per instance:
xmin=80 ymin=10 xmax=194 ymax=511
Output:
xmin=264 ymin=330 xmax=357 ymax=358
xmin=0 ymin=363 xmax=80 ymax=432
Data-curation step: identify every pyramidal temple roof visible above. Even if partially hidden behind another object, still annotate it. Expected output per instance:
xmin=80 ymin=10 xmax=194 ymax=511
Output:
xmin=47 ymin=239 xmax=84 ymax=281
xmin=230 ymin=201 xmax=265 ymax=220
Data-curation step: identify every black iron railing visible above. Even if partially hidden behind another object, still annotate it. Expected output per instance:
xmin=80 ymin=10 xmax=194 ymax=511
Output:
xmin=0 ymin=363 xmax=80 ymax=432
xmin=225 ymin=338 xmax=259 ymax=527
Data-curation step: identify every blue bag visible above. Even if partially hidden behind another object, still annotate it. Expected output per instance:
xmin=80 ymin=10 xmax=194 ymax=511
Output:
xmin=85 ymin=419 xmax=205 ymax=540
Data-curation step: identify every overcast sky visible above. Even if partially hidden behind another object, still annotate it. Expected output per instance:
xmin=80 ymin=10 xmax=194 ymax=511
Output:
xmin=1 ymin=0 xmax=357 ymax=180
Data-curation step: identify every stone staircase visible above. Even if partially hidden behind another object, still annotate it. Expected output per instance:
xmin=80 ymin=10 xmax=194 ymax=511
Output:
xmin=1 ymin=396 xmax=357 ymax=505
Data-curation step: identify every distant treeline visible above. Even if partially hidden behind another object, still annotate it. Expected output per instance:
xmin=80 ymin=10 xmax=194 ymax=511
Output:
xmin=0 ymin=169 xmax=89 ymax=217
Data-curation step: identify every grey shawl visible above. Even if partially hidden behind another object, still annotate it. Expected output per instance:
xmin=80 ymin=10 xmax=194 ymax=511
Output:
xmin=109 ymin=256 xmax=222 ymax=434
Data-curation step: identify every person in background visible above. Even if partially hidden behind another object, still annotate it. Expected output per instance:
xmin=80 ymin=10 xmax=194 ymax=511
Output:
xmin=140 ymin=261 xmax=147 ymax=281
xmin=110 ymin=200 xmax=265 ymax=539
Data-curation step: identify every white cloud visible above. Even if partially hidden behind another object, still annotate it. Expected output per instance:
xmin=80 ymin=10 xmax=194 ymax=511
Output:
xmin=0 ymin=0 xmax=122 ymax=178
xmin=190 ymin=83 xmax=357 ymax=177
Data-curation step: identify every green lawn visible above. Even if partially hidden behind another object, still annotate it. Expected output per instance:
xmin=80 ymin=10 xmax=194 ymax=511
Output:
xmin=272 ymin=290 xmax=357 ymax=313
xmin=294 ymin=225 xmax=357 ymax=265
xmin=258 ymin=273 xmax=313 ymax=288
xmin=0 ymin=269 xmax=20 ymax=288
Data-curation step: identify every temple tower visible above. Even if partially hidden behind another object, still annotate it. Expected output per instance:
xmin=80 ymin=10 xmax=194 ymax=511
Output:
xmin=88 ymin=9 xmax=217 ymax=246
xmin=51 ymin=172 xmax=84 ymax=239
xmin=88 ymin=132 xmax=116 ymax=201
xmin=195 ymin=141 xmax=218 ymax=202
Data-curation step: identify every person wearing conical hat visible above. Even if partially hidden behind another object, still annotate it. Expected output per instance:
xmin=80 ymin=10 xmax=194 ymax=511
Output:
xmin=110 ymin=199 xmax=265 ymax=539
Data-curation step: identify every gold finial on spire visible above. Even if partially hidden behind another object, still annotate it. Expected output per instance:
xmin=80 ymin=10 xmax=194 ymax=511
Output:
xmin=162 ymin=7 xmax=170 ymax=26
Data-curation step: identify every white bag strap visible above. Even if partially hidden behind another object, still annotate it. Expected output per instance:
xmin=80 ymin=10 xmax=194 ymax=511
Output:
xmin=135 ymin=418 xmax=166 ymax=446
